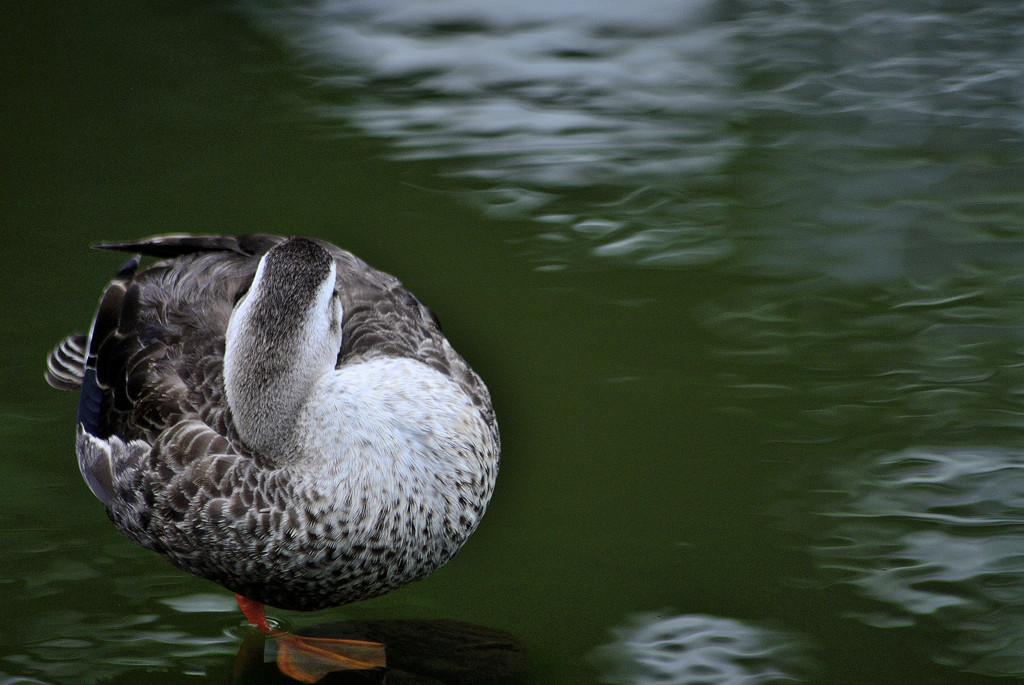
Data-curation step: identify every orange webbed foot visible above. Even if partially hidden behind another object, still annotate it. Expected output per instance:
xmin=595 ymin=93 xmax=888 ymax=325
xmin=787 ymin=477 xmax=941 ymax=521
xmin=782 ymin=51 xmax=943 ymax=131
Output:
xmin=272 ymin=631 xmax=386 ymax=683
xmin=234 ymin=594 xmax=386 ymax=683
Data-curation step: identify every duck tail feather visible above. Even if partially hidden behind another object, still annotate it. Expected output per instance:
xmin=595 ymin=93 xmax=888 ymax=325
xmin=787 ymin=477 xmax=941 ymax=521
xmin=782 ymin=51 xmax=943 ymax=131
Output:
xmin=93 ymin=233 xmax=284 ymax=259
xmin=45 ymin=332 xmax=88 ymax=390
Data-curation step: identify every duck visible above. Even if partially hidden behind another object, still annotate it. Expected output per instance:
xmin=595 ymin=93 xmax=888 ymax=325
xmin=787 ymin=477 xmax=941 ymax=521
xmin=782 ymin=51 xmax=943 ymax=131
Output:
xmin=45 ymin=234 xmax=500 ymax=681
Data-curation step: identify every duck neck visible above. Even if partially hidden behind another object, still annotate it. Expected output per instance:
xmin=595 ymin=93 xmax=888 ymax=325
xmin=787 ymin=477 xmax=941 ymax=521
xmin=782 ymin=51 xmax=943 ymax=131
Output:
xmin=223 ymin=329 xmax=318 ymax=461
xmin=222 ymin=244 xmax=341 ymax=462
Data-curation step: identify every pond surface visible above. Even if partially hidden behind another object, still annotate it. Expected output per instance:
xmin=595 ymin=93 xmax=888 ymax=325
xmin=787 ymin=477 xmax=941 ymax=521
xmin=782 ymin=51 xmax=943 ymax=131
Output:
xmin=3 ymin=1 xmax=1024 ymax=683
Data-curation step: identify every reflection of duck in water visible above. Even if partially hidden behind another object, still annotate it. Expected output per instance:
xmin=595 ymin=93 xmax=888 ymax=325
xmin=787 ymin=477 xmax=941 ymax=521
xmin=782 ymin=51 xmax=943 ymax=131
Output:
xmin=45 ymin=234 xmax=500 ymax=682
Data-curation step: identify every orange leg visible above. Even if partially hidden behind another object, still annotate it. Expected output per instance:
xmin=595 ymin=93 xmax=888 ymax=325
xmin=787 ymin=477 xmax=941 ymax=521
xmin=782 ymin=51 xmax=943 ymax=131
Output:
xmin=235 ymin=593 xmax=272 ymax=632
xmin=233 ymin=594 xmax=386 ymax=683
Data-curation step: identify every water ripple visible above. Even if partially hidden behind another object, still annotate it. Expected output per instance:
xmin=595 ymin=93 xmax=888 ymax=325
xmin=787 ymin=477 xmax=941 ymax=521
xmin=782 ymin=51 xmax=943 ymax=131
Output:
xmin=812 ymin=447 xmax=1024 ymax=675
xmin=243 ymin=0 xmax=1024 ymax=269
xmin=592 ymin=613 xmax=809 ymax=684
xmin=0 ymin=532 xmax=239 ymax=683
xmin=704 ymin=270 xmax=1024 ymax=447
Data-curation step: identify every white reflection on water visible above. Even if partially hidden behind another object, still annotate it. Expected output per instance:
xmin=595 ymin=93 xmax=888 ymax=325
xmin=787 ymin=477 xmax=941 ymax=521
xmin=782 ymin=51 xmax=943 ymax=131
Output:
xmin=0 ymin=674 xmax=52 ymax=685
xmin=592 ymin=613 xmax=807 ymax=684
xmin=160 ymin=593 xmax=240 ymax=614
xmin=247 ymin=0 xmax=729 ymax=181
xmin=244 ymin=0 xmax=736 ymax=267
xmin=815 ymin=447 xmax=1024 ymax=676
xmin=243 ymin=0 xmax=1024 ymax=269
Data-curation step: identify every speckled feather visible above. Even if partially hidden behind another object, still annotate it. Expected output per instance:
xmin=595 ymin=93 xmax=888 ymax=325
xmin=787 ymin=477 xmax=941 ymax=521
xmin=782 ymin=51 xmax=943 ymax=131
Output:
xmin=47 ymin=234 xmax=499 ymax=611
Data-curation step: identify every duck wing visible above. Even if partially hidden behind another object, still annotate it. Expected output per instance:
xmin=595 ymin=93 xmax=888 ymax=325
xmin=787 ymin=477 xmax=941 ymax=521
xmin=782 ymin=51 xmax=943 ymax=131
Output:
xmin=319 ymin=243 xmax=496 ymax=426
xmin=55 ymin=238 xmax=272 ymax=580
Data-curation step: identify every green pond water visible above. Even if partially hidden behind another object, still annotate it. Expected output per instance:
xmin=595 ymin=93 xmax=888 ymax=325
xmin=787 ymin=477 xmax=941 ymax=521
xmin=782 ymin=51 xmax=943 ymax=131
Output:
xmin=4 ymin=1 xmax=1024 ymax=683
